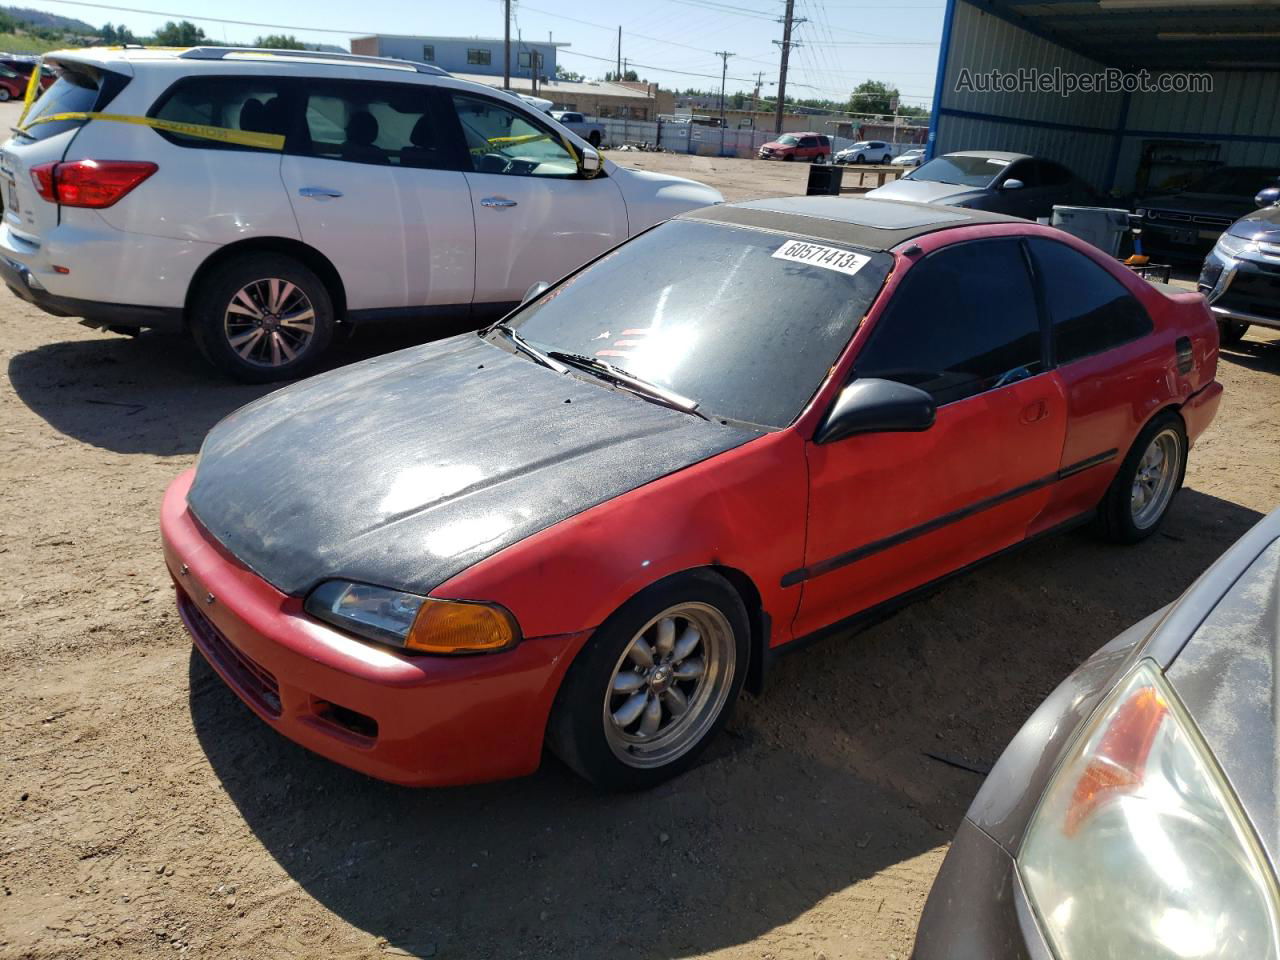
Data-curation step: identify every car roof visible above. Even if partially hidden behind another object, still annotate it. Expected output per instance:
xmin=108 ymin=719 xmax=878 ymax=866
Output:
xmin=945 ymin=150 xmax=1033 ymax=163
xmin=678 ymin=196 xmax=1027 ymax=251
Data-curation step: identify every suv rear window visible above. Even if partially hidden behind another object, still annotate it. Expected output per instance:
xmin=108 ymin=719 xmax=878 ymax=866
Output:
xmin=16 ymin=64 xmax=116 ymax=142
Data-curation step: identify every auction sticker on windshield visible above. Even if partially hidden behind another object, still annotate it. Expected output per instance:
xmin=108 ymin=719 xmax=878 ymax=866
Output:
xmin=771 ymin=240 xmax=870 ymax=277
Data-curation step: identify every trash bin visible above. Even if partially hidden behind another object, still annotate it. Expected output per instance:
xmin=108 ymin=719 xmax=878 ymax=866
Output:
xmin=1051 ymin=205 xmax=1131 ymax=257
xmin=806 ymin=163 xmax=844 ymax=197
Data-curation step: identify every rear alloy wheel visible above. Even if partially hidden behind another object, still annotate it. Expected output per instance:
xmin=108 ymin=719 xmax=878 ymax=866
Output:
xmin=548 ymin=571 xmax=749 ymax=789
xmin=587 ymin=130 xmax=602 ymax=148
xmin=1218 ymin=319 xmax=1249 ymax=345
xmin=1098 ymin=412 xmax=1187 ymax=543
xmin=882 ymin=154 xmax=893 ymax=163
xmin=0 ymin=88 xmax=10 ymax=102
xmin=191 ymin=254 xmax=334 ymax=383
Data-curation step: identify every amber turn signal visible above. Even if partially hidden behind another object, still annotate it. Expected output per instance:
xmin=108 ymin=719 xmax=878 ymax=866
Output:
xmin=405 ymin=598 xmax=520 ymax=654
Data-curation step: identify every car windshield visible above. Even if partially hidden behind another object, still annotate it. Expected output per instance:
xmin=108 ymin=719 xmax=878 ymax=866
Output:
xmin=909 ymin=155 xmax=1008 ymax=187
xmin=1184 ymin=168 xmax=1279 ymax=199
xmin=497 ymin=219 xmax=893 ymax=427
xmin=777 ymin=135 xmax=799 ymax=145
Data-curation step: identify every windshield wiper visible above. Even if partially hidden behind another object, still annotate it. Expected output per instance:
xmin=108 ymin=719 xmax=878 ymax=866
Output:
xmin=491 ymin=324 xmax=567 ymax=374
xmin=547 ymin=351 xmax=709 ymax=420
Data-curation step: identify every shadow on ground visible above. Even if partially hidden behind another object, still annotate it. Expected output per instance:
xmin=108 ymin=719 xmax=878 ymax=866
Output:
xmin=7 ymin=318 xmax=480 ymax=456
xmin=1219 ymin=333 xmax=1280 ymax=375
xmin=190 ymin=487 xmax=1264 ymax=959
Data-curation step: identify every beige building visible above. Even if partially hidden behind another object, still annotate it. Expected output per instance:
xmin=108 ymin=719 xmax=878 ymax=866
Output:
xmin=454 ymin=73 xmax=670 ymax=121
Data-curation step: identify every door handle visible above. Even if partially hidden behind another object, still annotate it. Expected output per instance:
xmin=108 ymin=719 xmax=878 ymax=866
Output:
xmin=298 ymin=187 xmax=343 ymax=200
xmin=1020 ymin=399 xmax=1049 ymax=424
xmin=480 ymin=197 xmax=518 ymax=208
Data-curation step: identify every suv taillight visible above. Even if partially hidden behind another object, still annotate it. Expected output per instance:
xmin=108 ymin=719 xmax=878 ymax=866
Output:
xmin=29 ymin=160 xmax=158 ymax=208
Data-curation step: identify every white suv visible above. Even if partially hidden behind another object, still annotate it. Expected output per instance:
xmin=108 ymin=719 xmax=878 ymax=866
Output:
xmin=0 ymin=47 xmax=722 ymax=381
xmin=833 ymin=141 xmax=894 ymax=166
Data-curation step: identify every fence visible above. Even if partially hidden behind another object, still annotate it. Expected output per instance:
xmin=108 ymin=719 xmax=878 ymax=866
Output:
xmin=592 ymin=117 xmax=919 ymax=162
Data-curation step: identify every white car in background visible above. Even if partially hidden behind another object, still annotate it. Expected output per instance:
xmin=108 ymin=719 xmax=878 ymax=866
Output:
xmin=833 ymin=140 xmax=893 ymax=165
xmin=891 ymin=148 xmax=925 ymax=167
xmin=0 ymin=46 xmax=722 ymax=381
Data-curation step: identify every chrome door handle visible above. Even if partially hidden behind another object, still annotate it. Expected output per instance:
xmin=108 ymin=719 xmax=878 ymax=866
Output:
xmin=480 ymin=197 xmax=518 ymax=208
xmin=298 ymin=187 xmax=343 ymax=199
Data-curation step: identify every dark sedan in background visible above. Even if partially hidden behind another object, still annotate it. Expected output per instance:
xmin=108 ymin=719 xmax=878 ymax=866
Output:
xmin=865 ymin=150 xmax=1102 ymax=220
xmin=1199 ymin=189 xmax=1280 ymax=345
xmin=1136 ymin=166 xmax=1280 ymax=260
xmin=915 ymin=508 xmax=1280 ymax=960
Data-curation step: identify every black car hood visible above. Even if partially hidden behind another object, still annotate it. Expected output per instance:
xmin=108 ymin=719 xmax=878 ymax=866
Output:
xmin=1165 ymin=533 xmax=1280 ymax=868
xmin=1227 ymin=203 xmax=1280 ymax=240
xmin=188 ymin=335 xmax=756 ymax=597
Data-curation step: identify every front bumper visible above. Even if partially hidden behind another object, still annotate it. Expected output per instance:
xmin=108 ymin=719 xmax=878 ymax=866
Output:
xmin=1199 ymin=247 xmax=1280 ymax=331
xmin=161 ymin=469 xmax=589 ymax=787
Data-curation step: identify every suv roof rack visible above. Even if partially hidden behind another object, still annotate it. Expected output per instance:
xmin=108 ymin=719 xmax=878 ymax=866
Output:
xmin=177 ymin=46 xmax=451 ymax=77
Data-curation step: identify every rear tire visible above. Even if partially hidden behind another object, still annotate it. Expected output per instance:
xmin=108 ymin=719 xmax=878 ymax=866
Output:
xmin=0 ymin=88 xmax=10 ymax=102
xmin=190 ymin=254 xmax=335 ymax=384
xmin=547 ymin=570 xmax=749 ymax=790
xmin=1217 ymin=319 xmax=1249 ymax=345
xmin=882 ymin=154 xmax=893 ymax=164
xmin=784 ymin=154 xmax=794 ymax=162
xmin=1097 ymin=411 xmax=1187 ymax=544
xmin=587 ymin=130 xmax=602 ymax=148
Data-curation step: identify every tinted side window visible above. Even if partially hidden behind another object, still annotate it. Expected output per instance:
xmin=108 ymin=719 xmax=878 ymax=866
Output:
xmin=854 ymin=239 xmax=1043 ymax=405
xmin=298 ymin=81 xmax=448 ymax=169
xmin=151 ymin=76 xmax=288 ymax=151
xmin=1004 ymin=159 xmax=1040 ymax=187
xmin=1027 ymin=238 xmax=1153 ymax=364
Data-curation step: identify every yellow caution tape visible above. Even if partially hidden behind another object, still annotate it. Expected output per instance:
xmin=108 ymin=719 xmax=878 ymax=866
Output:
xmin=16 ymin=59 xmax=41 ymax=129
xmin=16 ymin=112 xmax=285 ymax=151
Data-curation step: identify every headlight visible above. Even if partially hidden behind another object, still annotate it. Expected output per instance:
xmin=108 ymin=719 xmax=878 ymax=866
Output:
xmin=1215 ymin=232 xmax=1258 ymax=259
xmin=1020 ymin=660 xmax=1280 ymax=960
xmin=305 ymin=581 xmax=519 ymax=654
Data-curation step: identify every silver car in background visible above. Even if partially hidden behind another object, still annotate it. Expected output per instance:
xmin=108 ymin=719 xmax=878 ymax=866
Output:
xmin=915 ymin=508 xmax=1280 ymax=960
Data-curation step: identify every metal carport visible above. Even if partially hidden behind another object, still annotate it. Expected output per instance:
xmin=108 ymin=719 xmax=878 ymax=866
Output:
xmin=927 ymin=0 xmax=1280 ymax=197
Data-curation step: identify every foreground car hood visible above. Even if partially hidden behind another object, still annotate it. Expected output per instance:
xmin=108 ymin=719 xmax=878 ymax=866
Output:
xmin=188 ymin=336 xmax=755 ymax=597
xmin=864 ymin=179 xmax=987 ymax=205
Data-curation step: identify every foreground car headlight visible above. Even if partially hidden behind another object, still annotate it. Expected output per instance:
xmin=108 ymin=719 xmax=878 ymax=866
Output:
xmin=1215 ymin=232 xmax=1259 ymax=260
xmin=1020 ymin=660 xmax=1280 ymax=960
xmin=305 ymin=581 xmax=519 ymax=654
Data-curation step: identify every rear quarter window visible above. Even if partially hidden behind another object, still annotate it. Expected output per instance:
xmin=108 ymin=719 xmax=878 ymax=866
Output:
xmin=15 ymin=64 xmax=124 ymax=142
xmin=149 ymin=76 xmax=290 ymax=151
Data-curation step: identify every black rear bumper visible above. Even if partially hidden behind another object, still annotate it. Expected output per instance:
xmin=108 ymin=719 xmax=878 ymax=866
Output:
xmin=0 ymin=254 xmax=184 ymax=331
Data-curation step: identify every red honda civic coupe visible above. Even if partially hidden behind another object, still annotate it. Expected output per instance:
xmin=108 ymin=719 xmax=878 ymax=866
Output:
xmin=162 ymin=197 xmax=1222 ymax=790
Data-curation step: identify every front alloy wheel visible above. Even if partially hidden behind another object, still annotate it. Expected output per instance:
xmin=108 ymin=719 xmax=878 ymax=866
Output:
xmin=548 ymin=570 xmax=749 ymax=789
xmin=604 ymin=603 xmax=735 ymax=769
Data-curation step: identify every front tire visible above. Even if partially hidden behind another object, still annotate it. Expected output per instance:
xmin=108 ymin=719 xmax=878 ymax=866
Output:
xmin=855 ymin=154 xmax=867 ymax=164
xmin=190 ymin=254 xmax=335 ymax=383
xmin=1097 ymin=411 xmax=1187 ymax=543
xmin=1218 ymin=319 xmax=1249 ymax=345
xmin=547 ymin=570 xmax=749 ymax=790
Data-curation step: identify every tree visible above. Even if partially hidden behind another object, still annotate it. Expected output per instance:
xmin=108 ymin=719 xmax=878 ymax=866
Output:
xmin=605 ymin=69 xmax=639 ymax=83
xmin=254 ymin=34 xmax=305 ymax=49
xmin=152 ymin=20 xmax=206 ymax=46
xmin=101 ymin=21 xmax=137 ymax=44
xmin=848 ymin=79 xmax=896 ymax=115
xmin=554 ymin=64 xmax=584 ymax=82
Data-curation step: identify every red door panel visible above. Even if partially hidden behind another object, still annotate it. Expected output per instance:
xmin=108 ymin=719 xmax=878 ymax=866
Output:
xmin=792 ymin=372 xmax=1067 ymax=638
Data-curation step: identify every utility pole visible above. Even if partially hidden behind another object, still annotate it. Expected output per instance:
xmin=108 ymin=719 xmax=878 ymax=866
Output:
xmin=503 ymin=0 xmax=511 ymax=90
xmin=716 ymin=51 xmax=734 ymax=127
xmin=753 ymin=70 xmax=765 ymax=112
xmin=616 ymin=25 xmax=621 ymax=81
xmin=773 ymin=0 xmax=805 ymax=135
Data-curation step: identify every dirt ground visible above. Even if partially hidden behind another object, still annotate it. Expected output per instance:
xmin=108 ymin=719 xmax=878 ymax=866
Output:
xmin=3 ymin=119 xmax=1280 ymax=960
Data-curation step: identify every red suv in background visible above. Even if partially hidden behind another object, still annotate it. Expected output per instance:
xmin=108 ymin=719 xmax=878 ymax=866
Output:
xmin=759 ymin=132 xmax=831 ymax=162
xmin=0 ymin=58 xmax=55 ymax=95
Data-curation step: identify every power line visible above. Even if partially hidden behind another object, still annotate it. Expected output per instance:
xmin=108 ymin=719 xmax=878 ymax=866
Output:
xmin=14 ymin=0 xmax=370 ymax=34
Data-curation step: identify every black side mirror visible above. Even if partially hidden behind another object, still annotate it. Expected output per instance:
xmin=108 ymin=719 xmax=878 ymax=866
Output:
xmin=1255 ymin=187 xmax=1280 ymax=209
xmin=815 ymin=378 xmax=936 ymax=444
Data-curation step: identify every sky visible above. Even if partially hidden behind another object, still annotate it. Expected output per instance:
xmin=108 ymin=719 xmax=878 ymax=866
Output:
xmin=17 ymin=0 xmax=947 ymax=109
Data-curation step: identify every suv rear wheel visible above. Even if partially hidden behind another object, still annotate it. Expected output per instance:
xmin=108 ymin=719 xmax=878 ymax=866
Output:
xmin=190 ymin=254 xmax=335 ymax=383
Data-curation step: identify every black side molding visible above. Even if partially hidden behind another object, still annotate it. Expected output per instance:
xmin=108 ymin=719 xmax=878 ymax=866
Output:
xmin=781 ymin=450 xmax=1118 ymax=587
